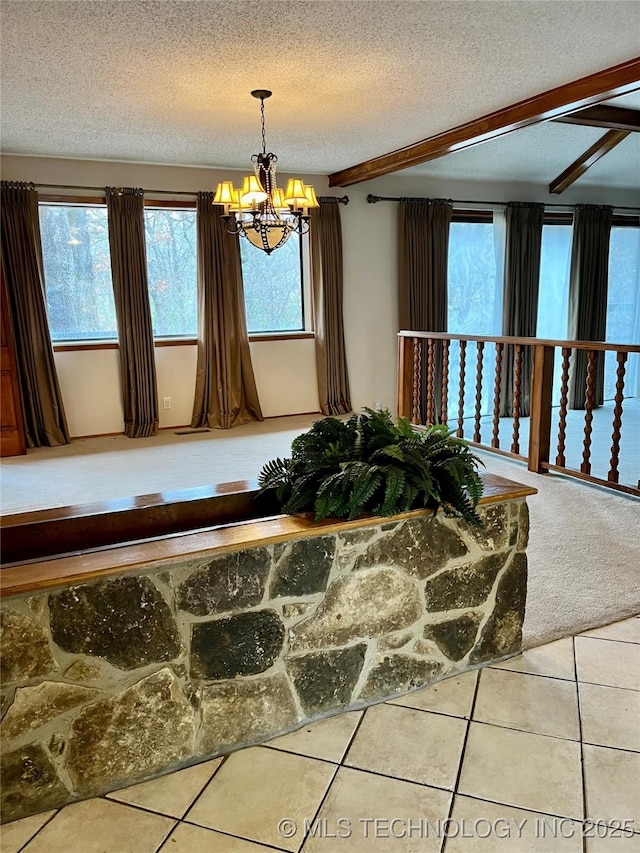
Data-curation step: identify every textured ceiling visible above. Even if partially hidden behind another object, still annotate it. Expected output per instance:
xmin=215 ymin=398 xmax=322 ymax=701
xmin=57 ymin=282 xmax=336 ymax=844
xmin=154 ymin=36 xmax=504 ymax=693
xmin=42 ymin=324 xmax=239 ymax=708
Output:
xmin=1 ymin=0 xmax=639 ymax=188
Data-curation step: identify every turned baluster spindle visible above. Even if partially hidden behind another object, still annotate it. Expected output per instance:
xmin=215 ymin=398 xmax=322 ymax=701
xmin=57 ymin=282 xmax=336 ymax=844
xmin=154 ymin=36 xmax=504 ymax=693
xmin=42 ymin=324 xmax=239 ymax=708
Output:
xmin=441 ymin=339 xmax=450 ymax=426
xmin=511 ymin=344 xmax=523 ymax=454
xmin=426 ymin=338 xmax=435 ymax=426
xmin=556 ymin=347 xmax=571 ymax=467
xmin=457 ymin=341 xmax=467 ymax=437
xmin=608 ymin=350 xmax=627 ymax=483
xmin=411 ymin=338 xmax=422 ymax=424
xmin=581 ymin=350 xmax=598 ymax=475
xmin=491 ymin=342 xmax=504 ymax=448
xmin=473 ymin=341 xmax=484 ymax=443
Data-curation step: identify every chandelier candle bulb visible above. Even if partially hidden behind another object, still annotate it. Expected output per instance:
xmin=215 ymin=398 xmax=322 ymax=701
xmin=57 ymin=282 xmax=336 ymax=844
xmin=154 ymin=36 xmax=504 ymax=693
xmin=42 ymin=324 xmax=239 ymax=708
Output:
xmin=212 ymin=89 xmax=316 ymax=254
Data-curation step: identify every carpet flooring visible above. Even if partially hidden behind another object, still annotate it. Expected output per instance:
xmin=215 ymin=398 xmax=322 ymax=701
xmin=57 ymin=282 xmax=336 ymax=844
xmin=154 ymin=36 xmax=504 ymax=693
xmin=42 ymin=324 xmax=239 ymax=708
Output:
xmin=2 ymin=414 xmax=638 ymax=650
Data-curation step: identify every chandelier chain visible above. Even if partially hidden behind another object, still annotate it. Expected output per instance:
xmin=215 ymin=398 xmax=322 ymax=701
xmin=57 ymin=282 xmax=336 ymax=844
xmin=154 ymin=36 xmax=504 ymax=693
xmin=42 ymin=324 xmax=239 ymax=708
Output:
xmin=260 ymin=98 xmax=267 ymax=155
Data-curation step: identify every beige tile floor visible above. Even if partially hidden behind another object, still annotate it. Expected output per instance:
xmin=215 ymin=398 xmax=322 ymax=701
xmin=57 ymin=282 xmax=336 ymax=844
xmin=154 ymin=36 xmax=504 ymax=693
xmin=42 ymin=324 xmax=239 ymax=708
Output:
xmin=2 ymin=616 xmax=639 ymax=853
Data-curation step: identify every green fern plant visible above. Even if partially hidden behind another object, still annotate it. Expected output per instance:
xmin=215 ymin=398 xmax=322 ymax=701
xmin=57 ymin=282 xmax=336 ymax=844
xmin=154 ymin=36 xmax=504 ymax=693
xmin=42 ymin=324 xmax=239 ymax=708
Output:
xmin=258 ymin=408 xmax=484 ymax=525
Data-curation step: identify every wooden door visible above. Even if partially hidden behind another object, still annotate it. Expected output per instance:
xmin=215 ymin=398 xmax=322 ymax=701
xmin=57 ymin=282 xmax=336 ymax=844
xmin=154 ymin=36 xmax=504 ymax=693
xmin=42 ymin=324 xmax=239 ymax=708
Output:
xmin=1 ymin=264 xmax=26 ymax=456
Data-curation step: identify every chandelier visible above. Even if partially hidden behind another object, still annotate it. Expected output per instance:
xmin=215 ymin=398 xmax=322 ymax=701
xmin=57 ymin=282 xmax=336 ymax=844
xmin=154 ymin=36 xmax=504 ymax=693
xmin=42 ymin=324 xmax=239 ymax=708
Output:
xmin=213 ymin=90 xmax=319 ymax=255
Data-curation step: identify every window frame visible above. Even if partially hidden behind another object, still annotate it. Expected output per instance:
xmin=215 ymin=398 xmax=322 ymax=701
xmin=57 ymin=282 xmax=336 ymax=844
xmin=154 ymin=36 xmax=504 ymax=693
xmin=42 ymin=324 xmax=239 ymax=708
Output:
xmin=240 ymin=226 xmax=308 ymax=336
xmin=39 ymin=197 xmax=119 ymax=347
xmin=143 ymin=201 xmax=199 ymax=342
xmin=40 ymin=194 xmax=313 ymax=350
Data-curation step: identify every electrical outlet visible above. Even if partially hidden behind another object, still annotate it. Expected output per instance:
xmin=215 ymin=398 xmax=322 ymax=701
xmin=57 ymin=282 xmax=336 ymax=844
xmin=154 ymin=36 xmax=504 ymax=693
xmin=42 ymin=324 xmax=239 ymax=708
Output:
xmin=374 ymin=401 xmax=383 ymax=411
xmin=163 ymin=396 xmax=172 ymax=410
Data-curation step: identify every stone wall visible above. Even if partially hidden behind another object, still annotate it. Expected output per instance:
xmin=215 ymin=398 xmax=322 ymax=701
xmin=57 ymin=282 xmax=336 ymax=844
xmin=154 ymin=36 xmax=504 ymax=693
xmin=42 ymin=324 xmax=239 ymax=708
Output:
xmin=1 ymin=499 xmax=529 ymax=822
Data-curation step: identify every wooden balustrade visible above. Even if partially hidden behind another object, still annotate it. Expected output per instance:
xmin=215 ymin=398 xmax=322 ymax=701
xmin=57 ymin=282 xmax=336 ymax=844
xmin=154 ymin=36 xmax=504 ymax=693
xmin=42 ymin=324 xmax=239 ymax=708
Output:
xmin=398 ymin=331 xmax=640 ymax=497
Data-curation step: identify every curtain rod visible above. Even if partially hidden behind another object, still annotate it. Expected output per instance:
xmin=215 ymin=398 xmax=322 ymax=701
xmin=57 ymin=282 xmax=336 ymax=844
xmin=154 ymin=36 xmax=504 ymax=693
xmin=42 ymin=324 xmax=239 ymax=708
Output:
xmin=30 ymin=182 xmax=349 ymax=203
xmin=366 ymin=193 xmax=640 ymax=213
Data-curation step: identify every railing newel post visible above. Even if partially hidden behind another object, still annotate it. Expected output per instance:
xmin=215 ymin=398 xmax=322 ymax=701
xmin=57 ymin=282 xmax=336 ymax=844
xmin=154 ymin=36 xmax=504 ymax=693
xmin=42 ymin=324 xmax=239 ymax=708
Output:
xmin=528 ymin=343 xmax=555 ymax=474
xmin=397 ymin=333 xmax=413 ymax=421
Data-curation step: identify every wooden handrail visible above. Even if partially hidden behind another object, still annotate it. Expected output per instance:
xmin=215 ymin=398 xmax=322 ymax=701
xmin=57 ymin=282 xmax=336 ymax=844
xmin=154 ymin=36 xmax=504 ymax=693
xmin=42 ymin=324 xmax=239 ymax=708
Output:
xmin=397 ymin=331 xmax=639 ymax=497
xmin=398 ymin=331 xmax=640 ymax=354
xmin=1 ymin=473 xmax=536 ymax=596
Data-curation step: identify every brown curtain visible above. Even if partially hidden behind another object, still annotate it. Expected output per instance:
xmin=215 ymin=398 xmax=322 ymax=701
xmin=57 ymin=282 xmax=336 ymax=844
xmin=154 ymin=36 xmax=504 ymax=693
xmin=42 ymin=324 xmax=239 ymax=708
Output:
xmin=0 ymin=181 xmax=69 ymax=446
xmin=106 ymin=187 xmax=159 ymax=438
xmin=398 ymin=198 xmax=453 ymax=421
xmin=567 ymin=204 xmax=613 ymax=409
xmin=310 ymin=198 xmax=351 ymax=415
xmin=191 ymin=193 xmax=263 ymax=429
xmin=499 ymin=202 xmax=545 ymax=417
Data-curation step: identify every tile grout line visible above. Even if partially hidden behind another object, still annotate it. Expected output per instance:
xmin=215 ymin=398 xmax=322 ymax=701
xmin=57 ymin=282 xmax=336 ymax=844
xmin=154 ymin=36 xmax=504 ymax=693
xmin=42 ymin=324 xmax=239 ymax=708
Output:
xmin=339 ymin=706 xmax=370 ymax=768
xmin=178 ymin=753 xmax=229 ymax=825
xmin=440 ymin=666 xmax=482 ymax=853
xmin=151 ymin=818 xmax=179 ymax=853
xmin=388 ymin=694 xmax=491 ymax=721
xmin=445 ymin=791 xmax=621 ymax=829
xmin=98 ymin=756 xmax=228 ymax=826
xmin=468 ymin=716 xmax=581 ymax=743
xmin=489 ymin=665 xmax=575 ymax=682
xmin=179 ymin=818 xmax=292 ymax=853
xmin=99 ymin=794 xmax=183 ymax=823
xmin=15 ymin=809 xmax=59 ymax=853
xmin=577 ymin=678 xmax=640 ymax=693
xmin=574 ymin=633 xmax=640 ymax=647
xmin=574 ymin=634 xmax=589 ymax=853
xmin=295 ymin=763 xmax=341 ymax=853
xmin=338 ymin=761 xmax=458 ymax=797
xmin=580 ymin=740 xmax=640 ymax=756
xmin=290 ymin=709 xmax=371 ymax=852
xmin=263 ymin=742 xmax=340 ymax=765
xmin=381 ymin=686 xmax=586 ymax=745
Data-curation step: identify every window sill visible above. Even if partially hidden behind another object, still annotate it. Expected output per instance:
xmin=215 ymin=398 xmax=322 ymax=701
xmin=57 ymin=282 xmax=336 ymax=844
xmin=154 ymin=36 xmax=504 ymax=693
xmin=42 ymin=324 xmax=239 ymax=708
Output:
xmin=249 ymin=332 xmax=315 ymax=342
xmin=53 ymin=341 xmax=119 ymax=352
xmin=52 ymin=332 xmax=315 ymax=352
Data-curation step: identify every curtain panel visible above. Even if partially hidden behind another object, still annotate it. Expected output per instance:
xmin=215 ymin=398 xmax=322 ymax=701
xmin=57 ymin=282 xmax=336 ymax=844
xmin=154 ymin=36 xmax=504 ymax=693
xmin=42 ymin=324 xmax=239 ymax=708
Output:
xmin=191 ymin=194 xmax=263 ymax=429
xmin=310 ymin=198 xmax=351 ymax=416
xmin=398 ymin=198 xmax=453 ymax=422
xmin=499 ymin=202 xmax=545 ymax=418
xmin=0 ymin=181 xmax=69 ymax=446
xmin=567 ymin=204 xmax=613 ymax=409
xmin=106 ymin=187 xmax=159 ymax=438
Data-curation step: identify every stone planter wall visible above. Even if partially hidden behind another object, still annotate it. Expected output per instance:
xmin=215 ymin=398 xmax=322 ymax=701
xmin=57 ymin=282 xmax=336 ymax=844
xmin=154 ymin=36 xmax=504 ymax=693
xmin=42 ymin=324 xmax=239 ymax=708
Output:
xmin=1 ymin=498 xmax=529 ymax=822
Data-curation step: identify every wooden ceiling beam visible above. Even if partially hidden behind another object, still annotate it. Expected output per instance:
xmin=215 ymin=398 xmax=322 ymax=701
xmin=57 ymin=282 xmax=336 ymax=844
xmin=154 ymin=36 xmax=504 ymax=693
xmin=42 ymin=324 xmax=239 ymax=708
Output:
xmin=554 ymin=104 xmax=640 ymax=132
xmin=328 ymin=57 xmax=640 ymax=187
xmin=548 ymin=129 xmax=631 ymax=194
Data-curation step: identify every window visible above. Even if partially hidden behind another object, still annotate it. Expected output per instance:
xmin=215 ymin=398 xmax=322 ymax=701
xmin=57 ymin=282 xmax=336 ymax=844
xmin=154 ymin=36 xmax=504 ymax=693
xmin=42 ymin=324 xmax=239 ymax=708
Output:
xmin=39 ymin=204 xmax=117 ymax=341
xmin=606 ymin=225 xmax=640 ymax=398
xmin=536 ymin=221 xmax=573 ymax=405
xmin=240 ymin=232 xmax=304 ymax=333
xmin=447 ymin=215 xmax=502 ymax=417
xmin=536 ymin=222 xmax=573 ymax=340
xmin=447 ymin=219 xmax=500 ymax=335
xmin=143 ymin=207 xmax=197 ymax=338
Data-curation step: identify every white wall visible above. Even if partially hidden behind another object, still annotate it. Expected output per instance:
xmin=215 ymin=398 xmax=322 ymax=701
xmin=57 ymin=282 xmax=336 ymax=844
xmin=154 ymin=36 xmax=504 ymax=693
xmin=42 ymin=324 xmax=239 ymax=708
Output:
xmin=53 ymin=341 xmax=318 ymax=437
xmin=54 ymin=349 xmax=124 ymax=436
xmin=2 ymin=155 xmax=636 ymax=434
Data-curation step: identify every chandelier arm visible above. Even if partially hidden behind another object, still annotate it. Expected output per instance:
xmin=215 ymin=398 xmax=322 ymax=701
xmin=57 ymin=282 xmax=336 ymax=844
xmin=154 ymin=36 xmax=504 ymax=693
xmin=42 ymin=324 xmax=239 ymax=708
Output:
xmin=221 ymin=216 xmax=242 ymax=236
